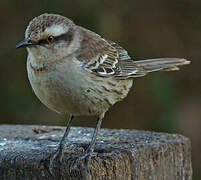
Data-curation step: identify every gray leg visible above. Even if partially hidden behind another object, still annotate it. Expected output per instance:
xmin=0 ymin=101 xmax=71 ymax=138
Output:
xmin=86 ymin=116 xmax=103 ymax=153
xmin=70 ymin=116 xmax=103 ymax=173
xmin=57 ymin=114 xmax=74 ymax=158
xmin=49 ymin=114 xmax=74 ymax=174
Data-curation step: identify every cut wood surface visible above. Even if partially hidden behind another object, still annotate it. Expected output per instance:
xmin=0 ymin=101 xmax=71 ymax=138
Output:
xmin=0 ymin=125 xmax=192 ymax=180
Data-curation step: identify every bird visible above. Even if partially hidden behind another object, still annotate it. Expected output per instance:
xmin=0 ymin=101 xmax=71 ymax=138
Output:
xmin=16 ymin=13 xmax=190 ymax=173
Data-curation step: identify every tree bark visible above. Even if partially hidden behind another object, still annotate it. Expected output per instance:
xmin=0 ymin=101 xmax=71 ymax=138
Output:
xmin=0 ymin=125 xmax=192 ymax=180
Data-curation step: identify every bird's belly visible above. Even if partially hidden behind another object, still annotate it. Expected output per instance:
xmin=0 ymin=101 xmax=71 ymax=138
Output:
xmin=27 ymin=60 xmax=133 ymax=116
xmin=27 ymin=69 xmax=92 ymax=115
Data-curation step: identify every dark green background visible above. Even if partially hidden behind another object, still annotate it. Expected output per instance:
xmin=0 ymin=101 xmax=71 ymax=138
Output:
xmin=1 ymin=0 xmax=200 ymax=178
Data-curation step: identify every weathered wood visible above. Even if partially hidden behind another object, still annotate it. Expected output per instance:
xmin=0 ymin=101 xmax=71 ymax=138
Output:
xmin=0 ymin=125 xmax=192 ymax=180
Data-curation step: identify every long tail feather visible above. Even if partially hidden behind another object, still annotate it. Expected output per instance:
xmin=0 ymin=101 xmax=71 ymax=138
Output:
xmin=134 ymin=58 xmax=190 ymax=73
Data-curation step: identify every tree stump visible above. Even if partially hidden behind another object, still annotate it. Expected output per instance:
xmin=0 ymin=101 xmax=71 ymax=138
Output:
xmin=0 ymin=125 xmax=192 ymax=180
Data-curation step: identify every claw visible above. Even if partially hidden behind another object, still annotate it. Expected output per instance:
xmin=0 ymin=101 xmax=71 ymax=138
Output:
xmin=48 ymin=149 xmax=63 ymax=175
xmin=49 ymin=153 xmax=57 ymax=175
xmin=70 ymin=153 xmax=89 ymax=174
xmin=69 ymin=151 xmax=97 ymax=175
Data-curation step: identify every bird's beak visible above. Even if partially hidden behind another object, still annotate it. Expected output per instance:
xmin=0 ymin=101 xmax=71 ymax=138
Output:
xmin=16 ymin=39 xmax=36 ymax=49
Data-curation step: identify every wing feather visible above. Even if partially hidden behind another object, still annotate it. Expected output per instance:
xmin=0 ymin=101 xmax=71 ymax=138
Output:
xmin=76 ymin=26 xmax=145 ymax=78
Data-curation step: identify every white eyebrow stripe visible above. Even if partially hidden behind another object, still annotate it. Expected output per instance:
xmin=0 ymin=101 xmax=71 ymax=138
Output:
xmin=45 ymin=25 xmax=68 ymax=36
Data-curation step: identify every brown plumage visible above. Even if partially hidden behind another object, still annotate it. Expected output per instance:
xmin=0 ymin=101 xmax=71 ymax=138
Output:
xmin=16 ymin=13 xmax=190 ymax=174
xmin=75 ymin=26 xmax=190 ymax=79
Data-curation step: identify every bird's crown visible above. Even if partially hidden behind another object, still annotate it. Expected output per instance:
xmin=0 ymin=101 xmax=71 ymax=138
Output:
xmin=25 ymin=13 xmax=75 ymax=42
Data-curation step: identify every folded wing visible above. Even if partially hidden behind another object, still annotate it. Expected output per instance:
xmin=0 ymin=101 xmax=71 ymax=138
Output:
xmin=76 ymin=26 xmax=190 ymax=79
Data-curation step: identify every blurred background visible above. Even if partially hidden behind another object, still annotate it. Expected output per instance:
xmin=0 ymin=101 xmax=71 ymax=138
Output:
xmin=0 ymin=0 xmax=200 ymax=178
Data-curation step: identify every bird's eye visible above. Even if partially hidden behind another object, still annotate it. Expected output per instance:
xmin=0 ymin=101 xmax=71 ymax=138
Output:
xmin=47 ymin=35 xmax=55 ymax=43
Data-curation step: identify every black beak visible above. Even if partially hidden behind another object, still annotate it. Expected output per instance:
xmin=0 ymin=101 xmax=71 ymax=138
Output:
xmin=16 ymin=39 xmax=36 ymax=49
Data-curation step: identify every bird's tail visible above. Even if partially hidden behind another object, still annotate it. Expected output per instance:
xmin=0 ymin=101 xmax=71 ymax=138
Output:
xmin=132 ymin=58 xmax=190 ymax=76
xmin=115 ymin=58 xmax=190 ymax=78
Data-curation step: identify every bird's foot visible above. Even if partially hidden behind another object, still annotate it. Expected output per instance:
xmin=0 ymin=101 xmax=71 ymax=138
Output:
xmin=70 ymin=150 xmax=97 ymax=175
xmin=47 ymin=145 xmax=85 ymax=176
xmin=48 ymin=149 xmax=63 ymax=175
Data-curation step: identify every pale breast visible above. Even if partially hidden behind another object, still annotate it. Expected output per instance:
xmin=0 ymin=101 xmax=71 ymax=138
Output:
xmin=27 ymin=55 xmax=133 ymax=116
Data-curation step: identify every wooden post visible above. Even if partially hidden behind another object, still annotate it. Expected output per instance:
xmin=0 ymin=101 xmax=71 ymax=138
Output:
xmin=0 ymin=125 xmax=192 ymax=180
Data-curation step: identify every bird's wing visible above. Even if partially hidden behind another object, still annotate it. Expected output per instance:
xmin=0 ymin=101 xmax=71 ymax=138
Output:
xmin=76 ymin=26 xmax=146 ymax=79
xmin=75 ymin=27 xmax=190 ymax=79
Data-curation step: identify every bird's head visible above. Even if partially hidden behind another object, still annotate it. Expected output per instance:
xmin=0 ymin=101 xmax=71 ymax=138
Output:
xmin=16 ymin=14 xmax=80 ymax=63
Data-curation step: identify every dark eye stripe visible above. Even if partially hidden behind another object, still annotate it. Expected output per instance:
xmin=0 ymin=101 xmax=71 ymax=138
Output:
xmin=38 ymin=39 xmax=47 ymax=45
xmin=54 ymin=34 xmax=68 ymax=42
xmin=38 ymin=33 xmax=68 ymax=45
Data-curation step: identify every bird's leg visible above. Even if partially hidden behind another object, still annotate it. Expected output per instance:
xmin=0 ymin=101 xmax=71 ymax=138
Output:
xmin=71 ymin=116 xmax=103 ymax=171
xmin=85 ymin=116 xmax=103 ymax=154
xmin=49 ymin=114 xmax=74 ymax=174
